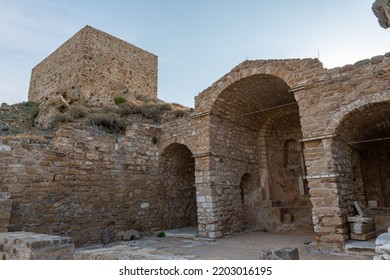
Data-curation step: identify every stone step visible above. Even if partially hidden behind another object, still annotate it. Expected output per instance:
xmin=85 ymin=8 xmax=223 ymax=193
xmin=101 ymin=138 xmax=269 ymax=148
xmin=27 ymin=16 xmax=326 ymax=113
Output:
xmin=345 ymin=239 xmax=376 ymax=257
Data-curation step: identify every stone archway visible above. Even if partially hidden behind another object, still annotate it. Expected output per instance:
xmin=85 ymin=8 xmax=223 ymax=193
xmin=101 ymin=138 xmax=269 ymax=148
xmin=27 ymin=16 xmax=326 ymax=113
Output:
xmin=159 ymin=143 xmax=197 ymax=229
xmin=191 ymin=58 xmax=324 ymax=238
xmin=203 ymin=71 xmax=313 ymax=236
xmin=333 ymin=101 xmax=390 ymax=233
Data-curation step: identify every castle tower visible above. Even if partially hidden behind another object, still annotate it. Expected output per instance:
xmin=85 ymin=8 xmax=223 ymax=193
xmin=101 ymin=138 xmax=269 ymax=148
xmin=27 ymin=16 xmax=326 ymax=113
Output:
xmin=28 ymin=25 xmax=158 ymax=106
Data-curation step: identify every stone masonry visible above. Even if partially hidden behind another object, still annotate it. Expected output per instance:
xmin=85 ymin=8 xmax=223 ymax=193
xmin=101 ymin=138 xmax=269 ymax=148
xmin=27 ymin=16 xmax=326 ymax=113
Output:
xmin=1 ymin=26 xmax=390 ymax=254
xmin=0 ymin=231 xmax=74 ymax=260
xmin=0 ymin=192 xmax=12 ymax=232
xmin=28 ymin=25 xmax=157 ymax=106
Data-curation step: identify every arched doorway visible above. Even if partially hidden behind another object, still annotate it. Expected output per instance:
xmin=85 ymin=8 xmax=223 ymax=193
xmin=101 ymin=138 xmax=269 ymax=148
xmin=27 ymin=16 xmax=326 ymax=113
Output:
xmin=335 ymin=101 xmax=390 ymax=233
xmin=159 ymin=143 xmax=197 ymax=229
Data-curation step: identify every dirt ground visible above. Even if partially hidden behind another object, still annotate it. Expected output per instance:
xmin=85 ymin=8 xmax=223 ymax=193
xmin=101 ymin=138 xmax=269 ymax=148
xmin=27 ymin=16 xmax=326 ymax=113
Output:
xmin=76 ymin=231 xmax=372 ymax=260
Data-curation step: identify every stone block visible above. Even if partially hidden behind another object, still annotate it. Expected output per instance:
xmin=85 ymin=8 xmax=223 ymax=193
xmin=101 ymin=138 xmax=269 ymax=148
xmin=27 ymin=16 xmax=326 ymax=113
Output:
xmin=353 ymin=201 xmax=365 ymax=217
xmin=349 ymin=222 xmax=375 ymax=234
xmin=269 ymin=208 xmax=282 ymax=222
xmin=122 ymin=230 xmax=141 ymax=241
xmin=368 ymin=201 xmax=378 ymax=208
xmin=208 ymin=231 xmax=222 ymax=239
xmin=0 ymin=192 xmax=11 ymax=200
xmin=283 ymin=214 xmax=293 ymax=223
xmin=350 ymin=231 xmax=376 ymax=241
xmin=0 ymin=231 xmax=74 ymax=260
xmin=259 ymin=247 xmax=299 ymax=260
xmin=347 ymin=216 xmax=373 ymax=223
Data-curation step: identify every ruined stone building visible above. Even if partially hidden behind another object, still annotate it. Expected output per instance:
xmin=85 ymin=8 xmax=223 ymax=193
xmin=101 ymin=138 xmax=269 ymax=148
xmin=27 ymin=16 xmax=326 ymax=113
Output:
xmin=1 ymin=25 xmax=389 ymax=253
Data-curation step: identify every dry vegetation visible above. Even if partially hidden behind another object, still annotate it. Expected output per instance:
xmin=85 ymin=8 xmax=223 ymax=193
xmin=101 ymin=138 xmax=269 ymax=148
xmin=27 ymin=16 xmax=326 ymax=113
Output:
xmin=0 ymin=98 xmax=192 ymax=138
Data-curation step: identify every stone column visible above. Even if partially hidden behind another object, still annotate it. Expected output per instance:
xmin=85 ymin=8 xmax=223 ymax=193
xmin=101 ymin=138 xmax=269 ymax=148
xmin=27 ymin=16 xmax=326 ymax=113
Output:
xmin=194 ymin=155 xmax=221 ymax=238
xmin=303 ymin=137 xmax=349 ymax=252
xmin=0 ymin=192 xmax=12 ymax=232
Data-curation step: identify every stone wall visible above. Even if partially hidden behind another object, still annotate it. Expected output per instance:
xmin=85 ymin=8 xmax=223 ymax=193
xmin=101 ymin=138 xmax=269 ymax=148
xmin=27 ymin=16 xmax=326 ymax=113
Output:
xmin=28 ymin=25 xmax=157 ymax=106
xmin=0 ymin=123 xmax=165 ymax=246
xmin=0 ymin=192 xmax=12 ymax=232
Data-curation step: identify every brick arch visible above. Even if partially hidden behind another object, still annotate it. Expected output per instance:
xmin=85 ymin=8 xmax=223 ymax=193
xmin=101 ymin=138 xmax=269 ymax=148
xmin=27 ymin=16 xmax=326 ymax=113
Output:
xmin=159 ymin=138 xmax=196 ymax=156
xmin=326 ymin=92 xmax=390 ymax=136
xmin=195 ymin=58 xmax=324 ymax=113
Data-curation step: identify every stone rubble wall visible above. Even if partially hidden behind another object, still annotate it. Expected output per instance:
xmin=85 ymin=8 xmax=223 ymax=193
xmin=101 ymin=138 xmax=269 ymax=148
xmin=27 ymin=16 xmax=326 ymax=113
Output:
xmin=28 ymin=25 xmax=157 ymax=106
xmin=0 ymin=123 xmax=167 ymax=247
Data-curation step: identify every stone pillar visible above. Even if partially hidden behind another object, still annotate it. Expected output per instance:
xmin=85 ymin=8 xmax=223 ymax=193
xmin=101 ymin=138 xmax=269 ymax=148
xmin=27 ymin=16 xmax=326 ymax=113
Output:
xmin=195 ymin=155 xmax=221 ymax=238
xmin=0 ymin=192 xmax=12 ymax=232
xmin=303 ymin=137 xmax=349 ymax=252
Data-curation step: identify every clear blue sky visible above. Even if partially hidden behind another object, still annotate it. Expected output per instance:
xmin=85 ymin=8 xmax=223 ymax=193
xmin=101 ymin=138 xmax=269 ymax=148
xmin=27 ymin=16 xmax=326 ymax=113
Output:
xmin=0 ymin=0 xmax=388 ymax=107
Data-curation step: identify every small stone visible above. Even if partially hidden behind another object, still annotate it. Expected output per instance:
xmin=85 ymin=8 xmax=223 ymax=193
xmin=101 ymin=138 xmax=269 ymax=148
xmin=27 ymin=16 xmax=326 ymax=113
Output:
xmin=140 ymin=202 xmax=149 ymax=209
xmin=123 ymin=230 xmax=140 ymax=241
xmin=260 ymin=247 xmax=299 ymax=260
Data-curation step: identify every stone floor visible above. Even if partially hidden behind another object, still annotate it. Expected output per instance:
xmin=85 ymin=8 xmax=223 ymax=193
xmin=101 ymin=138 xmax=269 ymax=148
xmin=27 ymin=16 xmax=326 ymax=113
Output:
xmin=75 ymin=229 xmax=372 ymax=260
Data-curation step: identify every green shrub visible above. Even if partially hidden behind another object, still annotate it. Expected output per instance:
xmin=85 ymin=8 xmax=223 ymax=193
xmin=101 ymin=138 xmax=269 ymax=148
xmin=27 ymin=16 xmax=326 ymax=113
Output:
xmin=157 ymin=231 xmax=166 ymax=238
xmin=114 ymin=96 xmax=127 ymax=105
